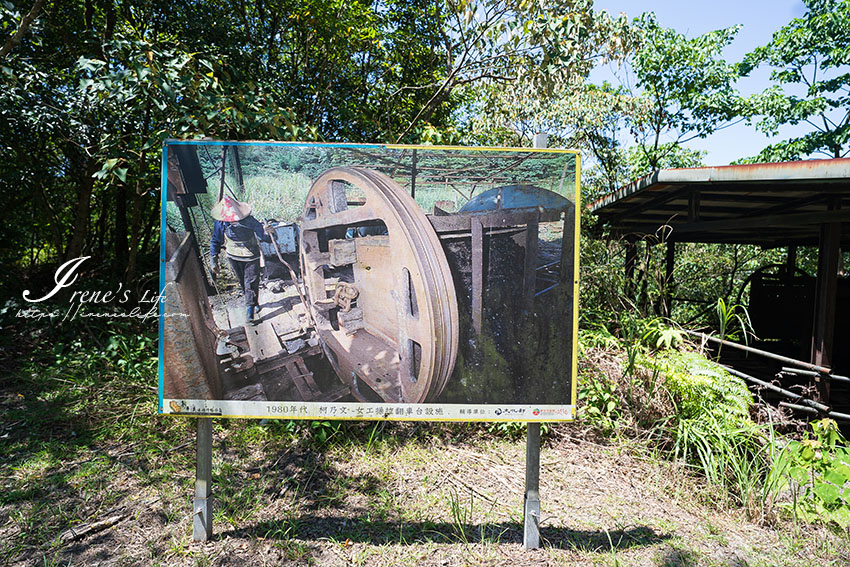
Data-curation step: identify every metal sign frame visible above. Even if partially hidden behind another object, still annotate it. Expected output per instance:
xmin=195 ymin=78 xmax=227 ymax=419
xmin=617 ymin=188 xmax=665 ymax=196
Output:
xmin=159 ymin=141 xmax=580 ymax=422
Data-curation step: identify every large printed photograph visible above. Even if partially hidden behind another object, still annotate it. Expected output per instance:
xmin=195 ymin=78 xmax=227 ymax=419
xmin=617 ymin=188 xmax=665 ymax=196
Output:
xmin=160 ymin=142 xmax=579 ymax=420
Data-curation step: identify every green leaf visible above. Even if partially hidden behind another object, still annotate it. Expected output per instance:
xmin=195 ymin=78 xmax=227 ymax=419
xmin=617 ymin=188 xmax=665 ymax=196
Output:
xmin=813 ymin=482 xmax=841 ymax=505
xmin=789 ymin=465 xmax=809 ymax=485
xmin=829 ymin=506 xmax=850 ymax=529
xmin=161 ymin=81 xmax=174 ymax=102
xmin=801 ymin=445 xmax=816 ymax=461
xmin=825 ymin=464 xmax=850 ymax=485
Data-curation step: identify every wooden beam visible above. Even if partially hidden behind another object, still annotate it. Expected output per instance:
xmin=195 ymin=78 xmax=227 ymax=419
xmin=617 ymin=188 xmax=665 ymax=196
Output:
xmin=740 ymin=193 xmax=828 ymax=219
xmin=810 ymin=211 xmax=841 ymax=403
xmin=683 ymin=183 xmax=849 ymax=193
xmin=428 ymin=210 xmax=561 ymax=233
xmin=612 ymin=222 xmax=819 ymax=238
xmin=660 ymin=192 xmax=790 ymax=203
xmin=608 ymin=228 xmax=824 ymax=247
xmin=625 ymin=203 xmax=805 ymax=217
xmin=522 ymin=214 xmax=539 ymax=311
xmin=688 ymin=190 xmax=700 ymax=222
xmin=165 ymin=233 xmax=193 ymax=283
xmin=673 ymin=209 xmax=850 ymax=234
xmin=608 ymin=185 xmax=692 ymax=222
xmin=471 ymin=217 xmax=484 ymax=336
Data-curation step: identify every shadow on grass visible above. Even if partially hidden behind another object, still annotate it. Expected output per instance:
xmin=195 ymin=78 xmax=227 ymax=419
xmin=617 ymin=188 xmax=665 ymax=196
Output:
xmin=224 ymin=516 xmax=670 ymax=551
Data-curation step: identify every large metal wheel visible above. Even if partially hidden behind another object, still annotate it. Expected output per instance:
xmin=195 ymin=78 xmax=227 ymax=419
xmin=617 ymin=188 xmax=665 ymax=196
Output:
xmin=299 ymin=167 xmax=459 ymax=403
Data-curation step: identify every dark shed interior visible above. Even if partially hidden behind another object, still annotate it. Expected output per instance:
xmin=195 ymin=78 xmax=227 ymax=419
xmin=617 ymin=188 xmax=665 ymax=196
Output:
xmin=590 ymin=158 xmax=850 ymax=418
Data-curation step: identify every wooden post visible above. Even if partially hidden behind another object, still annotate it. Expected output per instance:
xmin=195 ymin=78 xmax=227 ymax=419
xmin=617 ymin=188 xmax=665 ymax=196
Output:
xmin=524 ymin=132 xmax=546 ymax=550
xmin=231 ymin=145 xmax=245 ymax=195
xmin=410 ymin=149 xmax=417 ymax=199
xmin=786 ymin=245 xmax=797 ymax=274
xmin=624 ymin=237 xmax=637 ymax=300
xmin=218 ymin=147 xmax=228 ymax=201
xmin=522 ymin=213 xmax=540 ymax=312
xmin=810 ymin=212 xmax=841 ymax=403
xmin=471 ymin=217 xmax=484 ymax=336
xmin=193 ymin=418 xmax=213 ymax=541
xmin=688 ymin=189 xmax=700 ymax=223
xmin=174 ymin=194 xmax=215 ymax=296
xmin=663 ymin=240 xmax=675 ymax=318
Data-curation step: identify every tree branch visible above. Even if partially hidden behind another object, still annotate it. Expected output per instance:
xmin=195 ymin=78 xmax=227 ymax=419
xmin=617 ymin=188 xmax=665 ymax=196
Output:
xmin=0 ymin=0 xmax=44 ymax=59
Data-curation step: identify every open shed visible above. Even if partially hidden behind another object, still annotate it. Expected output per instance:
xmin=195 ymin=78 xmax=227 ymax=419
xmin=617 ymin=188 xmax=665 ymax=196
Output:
xmin=589 ymin=158 xmax=850 ymax=414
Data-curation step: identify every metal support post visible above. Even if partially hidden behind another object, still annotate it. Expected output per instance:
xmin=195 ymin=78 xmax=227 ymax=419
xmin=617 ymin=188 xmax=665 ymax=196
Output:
xmin=471 ymin=217 xmax=484 ymax=336
xmin=524 ymin=132 xmax=546 ymax=550
xmin=193 ymin=418 xmax=213 ymax=541
xmin=524 ymin=422 xmax=541 ymax=549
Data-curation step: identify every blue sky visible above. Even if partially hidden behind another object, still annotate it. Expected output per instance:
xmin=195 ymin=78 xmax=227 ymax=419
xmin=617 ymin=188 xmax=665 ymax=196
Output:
xmin=590 ymin=1 xmax=811 ymax=165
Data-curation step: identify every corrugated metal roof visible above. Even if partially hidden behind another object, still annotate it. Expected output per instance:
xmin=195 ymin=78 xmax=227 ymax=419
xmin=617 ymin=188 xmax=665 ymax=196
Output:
xmin=589 ymin=158 xmax=850 ymax=247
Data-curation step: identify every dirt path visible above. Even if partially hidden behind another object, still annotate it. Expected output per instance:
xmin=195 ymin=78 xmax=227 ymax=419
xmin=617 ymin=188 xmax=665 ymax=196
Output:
xmin=8 ymin=426 xmax=847 ymax=567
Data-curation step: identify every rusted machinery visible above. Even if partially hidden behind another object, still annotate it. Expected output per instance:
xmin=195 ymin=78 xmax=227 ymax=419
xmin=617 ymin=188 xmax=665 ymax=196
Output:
xmin=738 ymin=264 xmax=850 ymax=419
xmin=299 ymin=167 xmax=460 ymax=403
xmin=298 ymin=167 xmax=574 ymax=405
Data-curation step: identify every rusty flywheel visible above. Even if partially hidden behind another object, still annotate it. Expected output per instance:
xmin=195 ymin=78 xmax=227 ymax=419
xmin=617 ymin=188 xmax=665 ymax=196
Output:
xmin=299 ymin=167 xmax=459 ymax=403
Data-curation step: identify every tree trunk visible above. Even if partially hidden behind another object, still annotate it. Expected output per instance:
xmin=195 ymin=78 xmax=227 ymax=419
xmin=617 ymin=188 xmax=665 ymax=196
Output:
xmin=138 ymin=200 xmax=160 ymax=259
xmin=126 ymin=97 xmax=153 ymax=283
xmin=125 ymin=190 xmax=143 ymax=283
xmin=35 ymin=185 xmax=65 ymax=259
xmin=114 ymin=182 xmax=128 ymax=269
xmin=95 ymin=191 xmax=108 ymax=259
xmin=65 ymin=160 xmax=97 ymax=261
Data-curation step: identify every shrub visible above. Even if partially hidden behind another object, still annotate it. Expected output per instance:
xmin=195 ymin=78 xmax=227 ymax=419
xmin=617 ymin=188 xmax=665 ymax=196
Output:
xmin=769 ymin=419 xmax=850 ymax=530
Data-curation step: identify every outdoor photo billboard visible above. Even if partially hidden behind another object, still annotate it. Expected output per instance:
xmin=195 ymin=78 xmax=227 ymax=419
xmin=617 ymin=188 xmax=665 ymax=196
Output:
xmin=159 ymin=141 xmax=579 ymax=421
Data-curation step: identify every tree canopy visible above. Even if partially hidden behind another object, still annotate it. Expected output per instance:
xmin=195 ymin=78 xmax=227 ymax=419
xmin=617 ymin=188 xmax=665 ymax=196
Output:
xmin=739 ymin=0 xmax=850 ymax=160
xmin=628 ymin=13 xmax=741 ymax=170
xmin=1 ymin=0 xmax=849 ymax=289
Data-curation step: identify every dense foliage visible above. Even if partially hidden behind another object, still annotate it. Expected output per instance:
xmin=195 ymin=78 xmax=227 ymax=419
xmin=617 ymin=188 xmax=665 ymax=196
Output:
xmin=2 ymin=1 xmax=849 ymax=545
xmin=2 ymin=0 xmax=848 ymax=294
xmin=579 ymin=319 xmax=850 ymax=529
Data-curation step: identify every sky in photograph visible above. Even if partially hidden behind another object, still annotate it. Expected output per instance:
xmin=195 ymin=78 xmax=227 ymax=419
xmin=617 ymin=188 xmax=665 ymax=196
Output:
xmin=590 ymin=0 xmax=810 ymax=166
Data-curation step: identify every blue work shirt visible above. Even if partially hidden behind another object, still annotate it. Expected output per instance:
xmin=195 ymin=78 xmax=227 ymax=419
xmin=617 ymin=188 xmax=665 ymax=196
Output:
xmin=210 ymin=216 xmax=270 ymax=260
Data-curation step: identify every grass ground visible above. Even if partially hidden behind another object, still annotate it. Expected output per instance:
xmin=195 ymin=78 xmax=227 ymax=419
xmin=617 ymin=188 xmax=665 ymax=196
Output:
xmin=1 ymin=319 xmax=848 ymax=567
xmin=2 ymin=410 xmax=848 ymax=566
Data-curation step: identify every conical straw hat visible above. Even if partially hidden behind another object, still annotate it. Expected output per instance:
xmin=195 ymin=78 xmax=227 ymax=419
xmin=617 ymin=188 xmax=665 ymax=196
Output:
xmin=210 ymin=195 xmax=252 ymax=222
